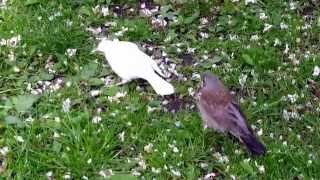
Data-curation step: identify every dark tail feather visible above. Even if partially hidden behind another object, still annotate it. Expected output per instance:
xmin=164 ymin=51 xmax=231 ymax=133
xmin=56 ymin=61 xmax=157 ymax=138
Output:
xmin=240 ymin=134 xmax=266 ymax=156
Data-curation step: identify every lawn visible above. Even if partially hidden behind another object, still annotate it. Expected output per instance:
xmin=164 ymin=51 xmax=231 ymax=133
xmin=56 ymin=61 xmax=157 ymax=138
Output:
xmin=0 ymin=0 xmax=320 ymax=179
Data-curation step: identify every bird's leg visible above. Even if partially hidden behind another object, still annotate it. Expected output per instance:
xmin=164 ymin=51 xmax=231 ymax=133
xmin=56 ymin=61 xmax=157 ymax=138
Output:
xmin=116 ymin=79 xmax=130 ymax=86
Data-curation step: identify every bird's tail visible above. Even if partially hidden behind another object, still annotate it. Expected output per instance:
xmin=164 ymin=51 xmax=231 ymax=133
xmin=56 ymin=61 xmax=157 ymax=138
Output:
xmin=240 ymin=133 xmax=266 ymax=156
xmin=145 ymin=73 xmax=174 ymax=96
xmin=151 ymin=61 xmax=166 ymax=78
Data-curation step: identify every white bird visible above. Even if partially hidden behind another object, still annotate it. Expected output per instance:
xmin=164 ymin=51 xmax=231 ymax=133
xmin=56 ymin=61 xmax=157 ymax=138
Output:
xmin=94 ymin=39 xmax=175 ymax=96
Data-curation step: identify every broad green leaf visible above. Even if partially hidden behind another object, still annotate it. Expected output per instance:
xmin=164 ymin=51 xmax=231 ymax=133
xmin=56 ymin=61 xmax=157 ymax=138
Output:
xmin=149 ymin=100 xmax=161 ymax=107
xmin=12 ymin=94 xmax=40 ymax=112
xmin=102 ymin=86 xmax=118 ymax=96
xmin=184 ymin=11 xmax=199 ymax=24
xmin=99 ymin=68 xmax=111 ymax=77
xmin=52 ymin=141 xmax=62 ymax=153
xmin=5 ymin=116 xmax=24 ymax=127
xmin=54 ymin=54 xmax=68 ymax=72
xmin=39 ymin=71 xmax=54 ymax=81
xmin=25 ymin=0 xmax=40 ymax=6
xmin=160 ymin=5 xmax=172 ymax=14
xmin=165 ymin=30 xmax=177 ymax=42
xmin=242 ymin=54 xmax=254 ymax=66
xmin=240 ymin=161 xmax=255 ymax=175
xmin=79 ymin=6 xmax=92 ymax=16
xmin=88 ymin=78 xmax=105 ymax=86
xmin=5 ymin=116 xmax=20 ymax=124
xmin=81 ymin=63 xmax=98 ymax=79
xmin=110 ymin=174 xmax=138 ymax=180
xmin=154 ymin=0 xmax=166 ymax=4
xmin=4 ymin=99 xmax=13 ymax=111
xmin=29 ymin=45 xmax=37 ymax=55
xmin=212 ymin=55 xmax=222 ymax=63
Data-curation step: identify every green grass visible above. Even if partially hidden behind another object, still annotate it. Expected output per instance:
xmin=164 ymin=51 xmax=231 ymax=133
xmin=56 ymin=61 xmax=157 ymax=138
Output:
xmin=1 ymin=0 xmax=320 ymax=179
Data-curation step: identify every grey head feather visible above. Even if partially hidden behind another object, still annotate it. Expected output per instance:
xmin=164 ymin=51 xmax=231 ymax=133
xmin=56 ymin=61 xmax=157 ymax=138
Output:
xmin=202 ymin=72 xmax=227 ymax=92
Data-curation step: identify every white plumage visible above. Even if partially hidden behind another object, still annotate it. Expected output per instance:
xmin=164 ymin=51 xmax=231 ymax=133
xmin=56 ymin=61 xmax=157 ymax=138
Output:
xmin=94 ymin=39 xmax=175 ymax=96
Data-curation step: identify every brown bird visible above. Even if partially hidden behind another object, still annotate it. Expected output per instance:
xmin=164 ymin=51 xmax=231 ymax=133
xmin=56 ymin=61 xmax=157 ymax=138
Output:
xmin=196 ymin=72 xmax=266 ymax=156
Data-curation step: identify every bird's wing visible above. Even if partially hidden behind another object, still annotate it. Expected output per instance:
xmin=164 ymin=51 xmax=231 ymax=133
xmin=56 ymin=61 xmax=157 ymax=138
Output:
xmin=150 ymin=60 xmax=166 ymax=77
xmin=226 ymin=101 xmax=266 ymax=155
xmin=124 ymin=43 xmax=166 ymax=77
xmin=224 ymin=101 xmax=252 ymax=136
xmin=120 ymin=41 xmax=139 ymax=48
xmin=200 ymin=96 xmax=225 ymax=118
xmin=199 ymin=90 xmax=229 ymax=130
